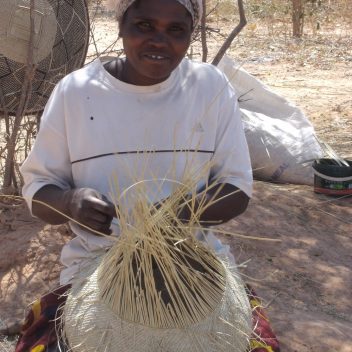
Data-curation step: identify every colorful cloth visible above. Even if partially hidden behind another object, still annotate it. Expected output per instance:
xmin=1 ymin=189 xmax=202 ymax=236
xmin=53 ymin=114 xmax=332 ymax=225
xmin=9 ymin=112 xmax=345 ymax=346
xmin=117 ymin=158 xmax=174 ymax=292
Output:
xmin=246 ymin=285 xmax=280 ymax=352
xmin=15 ymin=285 xmax=69 ymax=352
xmin=15 ymin=284 xmax=280 ymax=352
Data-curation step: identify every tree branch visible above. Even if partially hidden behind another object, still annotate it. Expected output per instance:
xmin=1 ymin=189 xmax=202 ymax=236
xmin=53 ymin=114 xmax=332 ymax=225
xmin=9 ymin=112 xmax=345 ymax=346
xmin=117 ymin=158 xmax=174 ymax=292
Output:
xmin=211 ymin=0 xmax=247 ymax=66
xmin=200 ymin=0 xmax=208 ymax=62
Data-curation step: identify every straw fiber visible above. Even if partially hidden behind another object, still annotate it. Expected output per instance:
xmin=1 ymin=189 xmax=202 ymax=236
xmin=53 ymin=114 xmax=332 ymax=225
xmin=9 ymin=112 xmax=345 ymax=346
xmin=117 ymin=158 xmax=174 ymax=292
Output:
xmin=63 ymin=254 xmax=252 ymax=352
xmin=62 ymin=172 xmax=252 ymax=352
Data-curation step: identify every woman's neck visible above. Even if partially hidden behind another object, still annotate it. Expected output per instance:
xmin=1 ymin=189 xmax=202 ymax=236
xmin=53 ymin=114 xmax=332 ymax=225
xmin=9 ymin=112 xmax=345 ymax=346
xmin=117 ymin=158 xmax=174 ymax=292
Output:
xmin=104 ymin=58 xmax=126 ymax=82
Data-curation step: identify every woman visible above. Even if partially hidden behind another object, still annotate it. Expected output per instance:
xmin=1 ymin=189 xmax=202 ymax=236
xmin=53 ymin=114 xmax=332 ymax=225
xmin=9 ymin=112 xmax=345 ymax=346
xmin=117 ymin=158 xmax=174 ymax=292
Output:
xmin=17 ymin=0 xmax=279 ymax=351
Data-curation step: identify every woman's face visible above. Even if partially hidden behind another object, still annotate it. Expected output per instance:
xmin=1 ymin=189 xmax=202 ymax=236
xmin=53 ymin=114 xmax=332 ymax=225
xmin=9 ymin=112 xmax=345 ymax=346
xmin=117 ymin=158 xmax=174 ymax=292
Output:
xmin=119 ymin=0 xmax=193 ymax=86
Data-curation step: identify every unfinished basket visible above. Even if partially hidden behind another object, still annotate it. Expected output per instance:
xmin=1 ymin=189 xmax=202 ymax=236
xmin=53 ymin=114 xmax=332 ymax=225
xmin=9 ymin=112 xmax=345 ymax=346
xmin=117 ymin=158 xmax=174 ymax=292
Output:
xmin=62 ymin=176 xmax=252 ymax=352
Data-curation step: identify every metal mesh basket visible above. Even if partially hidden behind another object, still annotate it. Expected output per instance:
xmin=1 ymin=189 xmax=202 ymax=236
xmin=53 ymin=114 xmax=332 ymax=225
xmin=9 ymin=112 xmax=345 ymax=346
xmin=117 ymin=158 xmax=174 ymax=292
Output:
xmin=0 ymin=0 xmax=90 ymax=115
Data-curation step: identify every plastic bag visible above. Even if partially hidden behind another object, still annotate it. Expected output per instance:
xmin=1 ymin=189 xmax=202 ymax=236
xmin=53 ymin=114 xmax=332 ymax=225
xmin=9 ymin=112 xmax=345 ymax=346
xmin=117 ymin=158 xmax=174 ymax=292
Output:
xmin=218 ymin=56 xmax=323 ymax=185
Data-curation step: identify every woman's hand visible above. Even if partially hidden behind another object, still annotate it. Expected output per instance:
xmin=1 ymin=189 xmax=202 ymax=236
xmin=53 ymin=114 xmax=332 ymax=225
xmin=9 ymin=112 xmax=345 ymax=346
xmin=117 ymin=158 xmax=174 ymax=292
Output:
xmin=32 ymin=185 xmax=116 ymax=235
xmin=66 ymin=188 xmax=116 ymax=235
xmin=176 ymin=183 xmax=249 ymax=226
xmin=151 ymin=183 xmax=249 ymax=227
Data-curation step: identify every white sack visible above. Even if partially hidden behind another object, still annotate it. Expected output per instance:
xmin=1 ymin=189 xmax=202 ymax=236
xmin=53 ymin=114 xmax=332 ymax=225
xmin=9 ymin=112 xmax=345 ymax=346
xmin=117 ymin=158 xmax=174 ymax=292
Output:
xmin=218 ymin=55 xmax=323 ymax=185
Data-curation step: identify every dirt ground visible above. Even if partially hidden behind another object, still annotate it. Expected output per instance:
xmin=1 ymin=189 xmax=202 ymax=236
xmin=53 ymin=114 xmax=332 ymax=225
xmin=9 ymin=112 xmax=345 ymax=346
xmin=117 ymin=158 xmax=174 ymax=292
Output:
xmin=1 ymin=10 xmax=351 ymax=352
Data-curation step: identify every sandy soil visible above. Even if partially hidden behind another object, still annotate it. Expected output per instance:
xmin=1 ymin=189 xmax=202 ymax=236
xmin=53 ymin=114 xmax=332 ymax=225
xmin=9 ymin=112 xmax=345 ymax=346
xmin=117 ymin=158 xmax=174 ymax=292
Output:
xmin=1 ymin=10 xmax=351 ymax=352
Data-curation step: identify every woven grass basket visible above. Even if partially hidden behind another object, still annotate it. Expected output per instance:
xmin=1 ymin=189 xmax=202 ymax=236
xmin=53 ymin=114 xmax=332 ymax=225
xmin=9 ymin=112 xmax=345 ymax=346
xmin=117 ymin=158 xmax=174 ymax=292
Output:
xmin=0 ymin=0 xmax=89 ymax=114
xmin=63 ymin=258 xmax=251 ymax=352
xmin=61 ymin=173 xmax=252 ymax=352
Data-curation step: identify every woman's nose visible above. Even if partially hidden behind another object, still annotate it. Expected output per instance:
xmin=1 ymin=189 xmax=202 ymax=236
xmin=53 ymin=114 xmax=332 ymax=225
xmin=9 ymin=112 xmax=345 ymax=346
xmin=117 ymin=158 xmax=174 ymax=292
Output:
xmin=149 ymin=31 xmax=168 ymax=46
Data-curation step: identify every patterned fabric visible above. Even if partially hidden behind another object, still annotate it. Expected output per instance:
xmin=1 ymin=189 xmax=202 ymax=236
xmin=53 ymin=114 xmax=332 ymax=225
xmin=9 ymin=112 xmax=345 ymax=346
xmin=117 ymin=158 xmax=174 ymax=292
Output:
xmin=15 ymin=284 xmax=280 ymax=352
xmin=109 ymin=0 xmax=203 ymax=28
xmin=246 ymin=285 xmax=281 ymax=352
xmin=15 ymin=286 xmax=69 ymax=352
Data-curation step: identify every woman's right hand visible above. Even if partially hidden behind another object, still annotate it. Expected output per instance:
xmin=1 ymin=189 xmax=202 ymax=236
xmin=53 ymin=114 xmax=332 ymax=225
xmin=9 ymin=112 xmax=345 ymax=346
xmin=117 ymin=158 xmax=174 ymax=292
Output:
xmin=65 ymin=188 xmax=116 ymax=235
xmin=32 ymin=185 xmax=116 ymax=235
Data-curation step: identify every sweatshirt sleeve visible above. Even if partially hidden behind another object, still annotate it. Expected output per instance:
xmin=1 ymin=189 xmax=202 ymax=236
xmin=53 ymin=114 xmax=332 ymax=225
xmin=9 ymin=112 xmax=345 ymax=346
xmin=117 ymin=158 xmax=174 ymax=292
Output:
xmin=209 ymin=74 xmax=253 ymax=197
xmin=20 ymin=80 xmax=74 ymax=213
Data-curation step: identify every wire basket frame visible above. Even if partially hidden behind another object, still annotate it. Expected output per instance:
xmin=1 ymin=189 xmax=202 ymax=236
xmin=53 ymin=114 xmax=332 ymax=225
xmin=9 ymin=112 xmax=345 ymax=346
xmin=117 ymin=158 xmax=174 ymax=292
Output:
xmin=0 ymin=0 xmax=90 ymax=115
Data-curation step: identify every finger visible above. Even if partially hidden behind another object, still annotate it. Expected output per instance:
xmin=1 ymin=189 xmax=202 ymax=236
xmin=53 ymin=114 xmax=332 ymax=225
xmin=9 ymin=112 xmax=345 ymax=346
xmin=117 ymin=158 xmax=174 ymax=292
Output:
xmin=86 ymin=217 xmax=113 ymax=233
xmin=94 ymin=222 xmax=113 ymax=235
xmin=101 ymin=194 xmax=115 ymax=208
xmin=95 ymin=221 xmax=113 ymax=235
xmin=90 ymin=196 xmax=116 ymax=218
xmin=85 ymin=210 xmax=112 ymax=225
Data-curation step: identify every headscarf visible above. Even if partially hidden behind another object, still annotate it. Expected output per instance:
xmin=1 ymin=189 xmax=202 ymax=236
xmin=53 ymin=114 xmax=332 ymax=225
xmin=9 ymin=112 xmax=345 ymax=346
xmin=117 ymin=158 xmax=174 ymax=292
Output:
xmin=108 ymin=0 xmax=203 ymax=29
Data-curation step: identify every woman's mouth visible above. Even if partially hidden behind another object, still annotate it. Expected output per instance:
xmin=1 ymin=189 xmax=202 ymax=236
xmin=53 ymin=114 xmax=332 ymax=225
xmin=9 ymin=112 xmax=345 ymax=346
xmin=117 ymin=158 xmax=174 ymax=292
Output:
xmin=144 ymin=54 xmax=169 ymax=61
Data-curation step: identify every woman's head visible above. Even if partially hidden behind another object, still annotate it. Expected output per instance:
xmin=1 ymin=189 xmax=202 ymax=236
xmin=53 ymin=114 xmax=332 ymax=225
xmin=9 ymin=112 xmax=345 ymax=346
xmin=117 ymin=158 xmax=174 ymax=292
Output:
xmin=109 ymin=0 xmax=203 ymax=30
xmin=108 ymin=0 xmax=202 ymax=86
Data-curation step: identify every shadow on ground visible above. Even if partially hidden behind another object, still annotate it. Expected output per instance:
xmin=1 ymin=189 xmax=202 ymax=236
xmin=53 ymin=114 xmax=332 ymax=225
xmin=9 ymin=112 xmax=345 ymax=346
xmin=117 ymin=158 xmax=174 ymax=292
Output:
xmin=221 ymin=181 xmax=352 ymax=352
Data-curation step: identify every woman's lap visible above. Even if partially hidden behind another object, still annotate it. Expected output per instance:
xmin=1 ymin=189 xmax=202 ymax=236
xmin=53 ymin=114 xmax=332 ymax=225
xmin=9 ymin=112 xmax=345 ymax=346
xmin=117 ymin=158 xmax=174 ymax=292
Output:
xmin=15 ymin=284 xmax=280 ymax=352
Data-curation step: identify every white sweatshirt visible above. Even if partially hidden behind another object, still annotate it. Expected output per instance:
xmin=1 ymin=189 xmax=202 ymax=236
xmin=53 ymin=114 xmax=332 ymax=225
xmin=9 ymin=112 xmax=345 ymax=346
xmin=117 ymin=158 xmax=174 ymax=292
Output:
xmin=21 ymin=58 xmax=253 ymax=284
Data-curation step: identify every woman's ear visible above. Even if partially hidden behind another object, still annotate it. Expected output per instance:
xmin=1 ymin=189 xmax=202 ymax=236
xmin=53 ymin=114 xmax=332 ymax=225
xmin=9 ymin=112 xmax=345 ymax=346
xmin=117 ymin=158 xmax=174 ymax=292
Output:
xmin=118 ymin=20 xmax=124 ymax=38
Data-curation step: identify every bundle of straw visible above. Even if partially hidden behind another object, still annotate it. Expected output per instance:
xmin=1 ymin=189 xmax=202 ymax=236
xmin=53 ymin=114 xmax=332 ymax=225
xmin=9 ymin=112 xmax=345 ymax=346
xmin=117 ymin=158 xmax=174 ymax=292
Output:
xmin=61 ymin=162 xmax=252 ymax=352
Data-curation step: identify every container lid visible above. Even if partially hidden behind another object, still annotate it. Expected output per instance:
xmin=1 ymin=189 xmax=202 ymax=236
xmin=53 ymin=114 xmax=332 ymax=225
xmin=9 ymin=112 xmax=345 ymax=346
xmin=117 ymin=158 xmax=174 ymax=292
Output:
xmin=313 ymin=159 xmax=352 ymax=178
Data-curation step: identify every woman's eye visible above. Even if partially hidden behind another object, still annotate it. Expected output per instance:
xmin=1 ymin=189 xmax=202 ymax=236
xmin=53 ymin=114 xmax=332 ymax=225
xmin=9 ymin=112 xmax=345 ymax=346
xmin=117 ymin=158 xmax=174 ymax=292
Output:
xmin=137 ymin=22 xmax=152 ymax=30
xmin=169 ymin=25 xmax=184 ymax=32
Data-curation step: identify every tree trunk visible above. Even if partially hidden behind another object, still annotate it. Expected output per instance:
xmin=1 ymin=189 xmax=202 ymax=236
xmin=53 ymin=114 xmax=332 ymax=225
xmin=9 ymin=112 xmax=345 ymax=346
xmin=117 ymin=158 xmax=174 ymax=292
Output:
xmin=292 ymin=0 xmax=304 ymax=37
